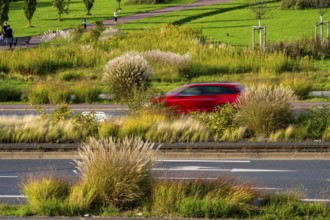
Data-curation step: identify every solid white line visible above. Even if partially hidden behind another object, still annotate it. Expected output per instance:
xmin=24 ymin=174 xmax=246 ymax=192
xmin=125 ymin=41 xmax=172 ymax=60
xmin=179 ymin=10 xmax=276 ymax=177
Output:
xmin=302 ymin=199 xmax=330 ymax=202
xmin=0 ymin=176 xmax=18 ymax=178
xmin=0 ymin=195 xmax=25 ymax=198
xmin=157 ymin=159 xmax=250 ymax=163
xmin=231 ymin=169 xmax=296 ymax=172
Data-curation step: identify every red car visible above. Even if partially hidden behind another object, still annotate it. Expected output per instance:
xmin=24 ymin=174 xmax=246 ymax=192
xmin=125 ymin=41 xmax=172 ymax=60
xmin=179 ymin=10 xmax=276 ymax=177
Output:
xmin=153 ymin=82 xmax=243 ymax=113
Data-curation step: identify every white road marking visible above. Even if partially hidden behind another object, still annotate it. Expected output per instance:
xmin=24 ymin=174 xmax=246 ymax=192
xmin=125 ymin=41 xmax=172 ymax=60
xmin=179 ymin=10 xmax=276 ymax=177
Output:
xmin=152 ymin=166 xmax=231 ymax=172
xmin=252 ymin=187 xmax=283 ymax=190
xmin=153 ymin=166 xmax=296 ymax=173
xmin=157 ymin=159 xmax=250 ymax=163
xmin=302 ymin=199 xmax=330 ymax=202
xmin=0 ymin=195 xmax=25 ymax=198
xmin=0 ymin=176 xmax=18 ymax=178
xmin=155 ymin=177 xmax=219 ymax=180
xmin=327 ymin=178 xmax=330 ymax=182
xmin=231 ymin=169 xmax=296 ymax=172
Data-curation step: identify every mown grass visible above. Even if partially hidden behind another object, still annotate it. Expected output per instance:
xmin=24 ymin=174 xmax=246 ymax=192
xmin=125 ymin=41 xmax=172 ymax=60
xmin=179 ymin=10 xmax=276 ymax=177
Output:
xmin=8 ymin=0 xmax=195 ymax=37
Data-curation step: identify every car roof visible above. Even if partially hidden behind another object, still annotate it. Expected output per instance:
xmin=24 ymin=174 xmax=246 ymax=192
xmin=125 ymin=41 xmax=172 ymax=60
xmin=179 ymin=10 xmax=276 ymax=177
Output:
xmin=189 ymin=82 xmax=241 ymax=86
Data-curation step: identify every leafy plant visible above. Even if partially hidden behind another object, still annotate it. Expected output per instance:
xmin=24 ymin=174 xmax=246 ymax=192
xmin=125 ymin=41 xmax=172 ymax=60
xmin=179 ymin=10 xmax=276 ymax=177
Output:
xmin=23 ymin=0 xmax=37 ymax=27
xmin=297 ymin=105 xmax=330 ymax=139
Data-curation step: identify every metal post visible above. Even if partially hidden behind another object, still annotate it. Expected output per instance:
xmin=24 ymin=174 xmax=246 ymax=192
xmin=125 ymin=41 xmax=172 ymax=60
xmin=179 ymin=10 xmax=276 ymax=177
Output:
xmin=263 ymin=26 xmax=266 ymax=53
xmin=252 ymin=27 xmax=255 ymax=49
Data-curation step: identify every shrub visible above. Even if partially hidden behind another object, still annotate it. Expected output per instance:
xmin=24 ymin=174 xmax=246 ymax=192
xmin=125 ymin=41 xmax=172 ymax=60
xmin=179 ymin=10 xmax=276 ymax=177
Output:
xmin=235 ymin=84 xmax=297 ymax=135
xmin=0 ymin=83 xmax=23 ymax=102
xmin=143 ymin=49 xmax=191 ymax=81
xmin=221 ymin=127 xmax=248 ymax=142
xmin=281 ymin=77 xmax=312 ymax=100
xmin=297 ymin=105 xmax=330 ymax=139
xmin=280 ymin=0 xmax=317 ymax=9
xmin=267 ymin=37 xmax=329 ymax=59
xmin=27 ymin=82 xmax=71 ymax=104
xmin=103 ymin=52 xmax=154 ymax=101
xmin=72 ymin=81 xmax=101 ymax=103
xmin=22 ymin=176 xmax=70 ymax=216
xmin=98 ymin=121 xmax=120 ymax=139
xmin=74 ymin=137 xmax=157 ymax=208
xmin=193 ymin=104 xmax=238 ymax=141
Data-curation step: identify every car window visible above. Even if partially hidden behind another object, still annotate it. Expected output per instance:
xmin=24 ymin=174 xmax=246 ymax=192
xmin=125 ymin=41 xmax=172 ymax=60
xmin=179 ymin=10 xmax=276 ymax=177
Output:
xmin=202 ymin=86 xmax=236 ymax=95
xmin=179 ymin=87 xmax=202 ymax=96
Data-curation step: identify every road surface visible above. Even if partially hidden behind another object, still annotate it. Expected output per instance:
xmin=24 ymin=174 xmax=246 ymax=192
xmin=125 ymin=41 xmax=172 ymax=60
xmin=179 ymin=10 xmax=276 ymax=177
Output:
xmin=0 ymin=159 xmax=329 ymax=204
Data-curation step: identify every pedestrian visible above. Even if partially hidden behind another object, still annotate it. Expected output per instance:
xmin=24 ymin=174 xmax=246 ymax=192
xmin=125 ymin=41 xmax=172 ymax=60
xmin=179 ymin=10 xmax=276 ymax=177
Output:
xmin=5 ymin=25 xmax=14 ymax=49
xmin=82 ymin=18 xmax=87 ymax=30
xmin=2 ymin=23 xmax=8 ymax=38
xmin=114 ymin=10 xmax=118 ymax=23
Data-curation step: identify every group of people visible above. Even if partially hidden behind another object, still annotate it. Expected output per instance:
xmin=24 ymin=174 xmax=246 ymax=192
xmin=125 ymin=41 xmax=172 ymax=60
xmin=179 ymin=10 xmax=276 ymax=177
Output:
xmin=81 ymin=10 xmax=118 ymax=30
xmin=1 ymin=23 xmax=14 ymax=48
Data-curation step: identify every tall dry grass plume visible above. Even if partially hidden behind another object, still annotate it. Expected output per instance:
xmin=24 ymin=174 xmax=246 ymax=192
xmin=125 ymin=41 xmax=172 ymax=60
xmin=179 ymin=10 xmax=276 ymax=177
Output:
xmin=75 ymin=137 xmax=158 ymax=208
xmin=235 ymin=84 xmax=297 ymax=135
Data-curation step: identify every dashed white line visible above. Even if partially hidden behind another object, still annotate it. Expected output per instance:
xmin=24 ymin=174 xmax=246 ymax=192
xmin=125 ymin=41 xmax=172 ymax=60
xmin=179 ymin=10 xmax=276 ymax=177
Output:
xmin=231 ymin=169 xmax=296 ymax=172
xmin=157 ymin=159 xmax=250 ymax=163
xmin=0 ymin=176 xmax=18 ymax=178
xmin=152 ymin=167 xmax=231 ymax=172
xmin=0 ymin=195 xmax=25 ymax=198
xmin=302 ymin=199 xmax=330 ymax=202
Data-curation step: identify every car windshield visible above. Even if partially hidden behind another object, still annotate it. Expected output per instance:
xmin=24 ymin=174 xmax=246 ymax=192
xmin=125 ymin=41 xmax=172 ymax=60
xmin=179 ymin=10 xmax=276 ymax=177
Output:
xmin=166 ymin=85 xmax=189 ymax=95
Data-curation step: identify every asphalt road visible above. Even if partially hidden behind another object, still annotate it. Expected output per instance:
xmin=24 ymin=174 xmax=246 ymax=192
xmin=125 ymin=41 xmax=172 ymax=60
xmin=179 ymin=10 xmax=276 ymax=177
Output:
xmin=0 ymin=102 xmax=329 ymax=118
xmin=0 ymin=159 xmax=329 ymax=204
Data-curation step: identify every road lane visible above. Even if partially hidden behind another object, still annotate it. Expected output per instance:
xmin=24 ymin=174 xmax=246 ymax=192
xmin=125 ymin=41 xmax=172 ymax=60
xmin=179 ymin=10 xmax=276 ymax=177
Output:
xmin=0 ymin=159 xmax=329 ymax=204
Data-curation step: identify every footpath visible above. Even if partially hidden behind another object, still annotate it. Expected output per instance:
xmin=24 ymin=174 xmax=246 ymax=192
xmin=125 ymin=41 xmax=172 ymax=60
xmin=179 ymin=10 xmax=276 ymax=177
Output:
xmin=2 ymin=0 xmax=228 ymax=49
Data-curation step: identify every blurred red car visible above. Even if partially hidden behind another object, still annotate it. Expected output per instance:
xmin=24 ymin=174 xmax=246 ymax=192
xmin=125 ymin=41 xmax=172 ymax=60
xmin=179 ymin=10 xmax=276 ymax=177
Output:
xmin=153 ymin=82 xmax=243 ymax=113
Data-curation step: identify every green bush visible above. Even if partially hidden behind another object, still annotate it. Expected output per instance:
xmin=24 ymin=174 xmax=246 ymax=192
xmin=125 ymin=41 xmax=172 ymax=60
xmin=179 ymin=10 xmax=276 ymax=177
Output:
xmin=0 ymin=84 xmax=23 ymax=102
xmin=267 ymin=37 xmax=329 ymax=59
xmin=27 ymin=82 xmax=71 ymax=104
xmin=235 ymin=84 xmax=297 ymax=135
xmin=280 ymin=0 xmax=318 ymax=9
xmin=297 ymin=105 xmax=330 ymax=139
xmin=103 ymin=52 xmax=154 ymax=101
xmin=72 ymin=82 xmax=101 ymax=103
xmin=193 ymin=104 xmax=238 ymax=141
xmin=281 ymin=77 xmax=312 ymax=100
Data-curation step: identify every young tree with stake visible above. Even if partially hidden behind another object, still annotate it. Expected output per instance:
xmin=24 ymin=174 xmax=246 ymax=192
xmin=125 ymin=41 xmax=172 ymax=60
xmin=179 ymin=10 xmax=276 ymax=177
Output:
xmin=23 ymin=0 xmax=37 ymax=27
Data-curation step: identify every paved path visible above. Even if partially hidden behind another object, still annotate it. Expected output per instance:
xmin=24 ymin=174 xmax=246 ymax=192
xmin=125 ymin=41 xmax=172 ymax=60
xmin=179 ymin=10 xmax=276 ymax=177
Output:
xmin=1 ymin=0 xmax=228 ymax=49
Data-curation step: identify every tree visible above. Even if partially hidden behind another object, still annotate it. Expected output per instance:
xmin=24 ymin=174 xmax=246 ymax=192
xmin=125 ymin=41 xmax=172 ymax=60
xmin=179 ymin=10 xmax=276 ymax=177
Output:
xmin=52 ymin=0 xmax=70 ymax=21
xmin=23 ymin=0 xmax=37 ymax=27
xmin=116 ymin=0 xmax=122 ymax=10
xmin=247 ymin=0 xmax=269 ymax=26
xmin=83 ymin=0 xmax=94 ymax=15
xmin=315 ymin=0 xmax=329 ymax=22
xmin=0 ymin=0 xmax=10 ymax=33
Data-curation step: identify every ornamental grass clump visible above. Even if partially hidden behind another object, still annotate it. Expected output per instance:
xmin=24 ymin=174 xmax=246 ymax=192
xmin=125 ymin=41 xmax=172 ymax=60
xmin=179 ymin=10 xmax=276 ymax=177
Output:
xmin=235 ymin=84 xmax=297 ymax=135
xmin=103 ymin=52 xmax=153 ymax=101
xmin=22 ymin=176 xmax=70 ymax=216
xmin=74 ymin=137 xmax=158 ymax=209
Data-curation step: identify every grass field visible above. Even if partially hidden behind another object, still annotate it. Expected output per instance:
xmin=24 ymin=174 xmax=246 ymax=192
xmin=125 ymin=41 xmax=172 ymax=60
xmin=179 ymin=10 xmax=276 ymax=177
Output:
xmin=7 ymin=0 xmax=195 ymax=37
xmin=119 ymin=1 xmax=330 ymax=46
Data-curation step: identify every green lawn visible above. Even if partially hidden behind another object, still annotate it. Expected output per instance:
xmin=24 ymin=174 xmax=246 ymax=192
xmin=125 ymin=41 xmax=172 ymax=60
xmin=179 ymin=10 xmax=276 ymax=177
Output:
xmin=119 ymin=1 xmax=330 ymax=46
xmin=7 ymin=0 xmax=195 ymax=37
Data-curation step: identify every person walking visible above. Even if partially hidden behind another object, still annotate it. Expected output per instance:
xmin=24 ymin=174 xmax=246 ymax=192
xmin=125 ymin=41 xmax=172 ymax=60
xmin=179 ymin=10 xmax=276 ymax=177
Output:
xmin=2 ymin=23 xmax=8 ymax=38
xmin=114 ymin=10 xmax=118 ymax=23
xmin=5 ymin=25 xmax=14 ymax=49
xmin=82 ymin=18 xmax=88 ymax=30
